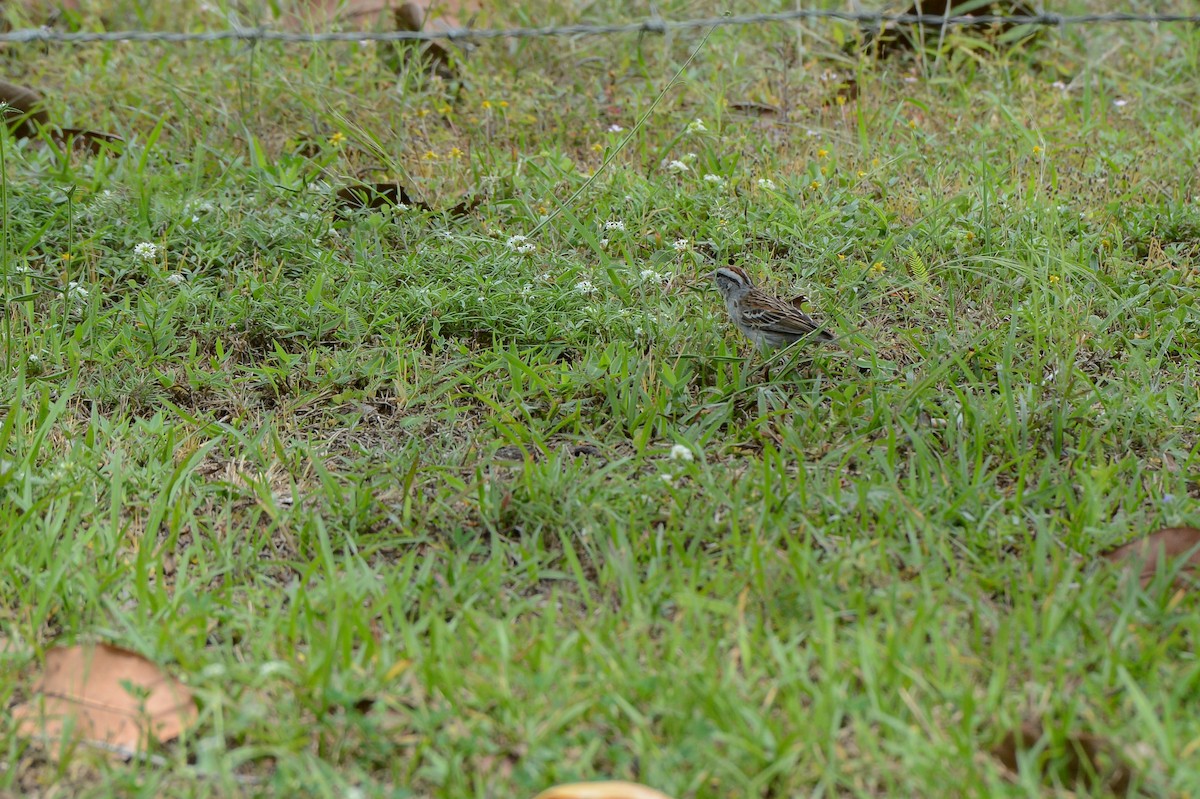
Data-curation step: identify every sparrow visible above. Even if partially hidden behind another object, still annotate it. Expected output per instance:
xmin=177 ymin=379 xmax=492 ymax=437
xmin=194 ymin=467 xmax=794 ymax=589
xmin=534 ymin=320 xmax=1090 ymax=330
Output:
xmin=710 ymin=265 xmax=835 ymax=350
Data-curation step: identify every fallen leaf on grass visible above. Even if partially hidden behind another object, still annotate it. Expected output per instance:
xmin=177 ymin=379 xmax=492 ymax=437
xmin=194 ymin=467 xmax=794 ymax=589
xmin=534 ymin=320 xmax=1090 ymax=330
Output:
xmin=53 ymin=127 xmax=125 ymax=155
xmin=11 ymin=642 xmax=197 ymax=759
xmin=0 ymin=80 xmax=124 ymax=154
xmin=386 ymin=2 xmax=461 ymax=81
xmin=0 ymin=80 xmax=51 ymax=138
xmin=334 ymin=182 xmax=480 ymax=217
xmin=1100 ymin=527 xmax=1200 ymax=589
xmin=859 ymin=0 xmax=1039 ymax=57
xmin=728 ymin=101 xmax=781 ymax=117
xmin=336 ymin=181 xmax=421 ymax=213
xmin=991 ymin=719 xmax=1134 ymax=793
xmin=533 ymin=782 xmax=676 ymax=799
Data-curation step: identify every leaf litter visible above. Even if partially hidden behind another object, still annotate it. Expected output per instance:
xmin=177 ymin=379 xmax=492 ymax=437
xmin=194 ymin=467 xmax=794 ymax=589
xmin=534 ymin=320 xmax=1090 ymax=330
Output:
xmin=11 ymin=642 xmax=197 ymax=760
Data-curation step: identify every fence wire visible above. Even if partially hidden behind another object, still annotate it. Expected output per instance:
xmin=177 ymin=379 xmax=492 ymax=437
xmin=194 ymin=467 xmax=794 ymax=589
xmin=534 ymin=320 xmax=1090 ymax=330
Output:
xmin=0 ymin=8 xmax=1197 ymax=45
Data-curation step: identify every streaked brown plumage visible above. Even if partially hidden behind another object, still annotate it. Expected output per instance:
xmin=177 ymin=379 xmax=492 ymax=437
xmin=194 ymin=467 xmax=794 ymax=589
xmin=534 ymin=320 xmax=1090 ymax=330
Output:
xmin=710 ymin=266 xmax=835 ymax=350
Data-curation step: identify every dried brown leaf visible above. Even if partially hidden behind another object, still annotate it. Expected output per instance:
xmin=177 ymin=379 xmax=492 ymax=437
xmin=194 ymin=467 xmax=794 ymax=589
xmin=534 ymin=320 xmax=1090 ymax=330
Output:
xmin=394 ymin=1 xmax=424 ymax=31
xmin=1100 ymin=527 xmax=1200 ymax=589
xmin=335 ymin=182 xmax=480 ymax=218
xmin=0 ymin=80 xmax=51 ymax=138
xmin=991 ymin=719 xmax=1134 ymax=793
xmin=861 ymin=0 xmax=1039 ymax=57
xmin=533 ymin=782 xmax=676 ymax=799
xmin=728 ymin=101 xmax=781 ymax=117
xmin=11 ymin=642 xmax=197 ymax=759
xmin=54 ymin=127 xmax=125 ymax=155
xmin=336 ymin=181 xmax=422 ymax=213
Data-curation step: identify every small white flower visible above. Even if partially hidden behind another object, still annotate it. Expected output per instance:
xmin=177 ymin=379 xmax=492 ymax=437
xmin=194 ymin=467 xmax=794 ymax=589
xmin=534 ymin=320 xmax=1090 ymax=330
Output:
xmin=65 ymin=281 xmax=88 ymax=301
xmin=133 ymin=242 xmax=158 ymax=262
xmin=13 ymin=265 xmax=32 ymax=274
xmin=805 ymin=129 xmax=819 ymax=137
xmin=477 ymin=296 xmax=486 ymax=303
xmin=686 ymin=118 xmax=707 ymax=134
xmin=537 ymin=273 xmax=552 ymax=282
xmin=634 ymin=326 xmax=645 ymax=336
xmin=669 ymin=444 xmax=694 ymax=462
xmin=640 ymin=269 xmax=666 ymax=283
xmin=395 ymin=202 xmax=409 ymax=211
xmin=682 ymin=152 xmax=698 ymax=163
xmin=515 ymin=243 xmax=536 ymax=254
xmin=191 ymin=214 xmax=200 ymax=223
xmin=599 ymin=239 xmax=609 ymax=249
xmin=1051 ymin=80 xmax=1067 ymax=90
xmin=520 ymin=283 xmax=533 ymax=296
xmin=757 ymin=178 xmax=777 ymax=190
xmin=667 ymin=160 xmax=690 ymax=173
xmin=604 ymin=220 xmax=626 ymax=231
xmin=672 ymin=239 xmax=689 ymax=252
xmin=506 ymin=234 xmax=530 ymax=250
xmin=1113 ymin=98 xmax=1128 ymax=108
xmin=439 ymin=231 xmax=453 ymax=240
xmin=659 ymin=473 xmax=674 ymax=486
xmin=607 ymin=124 xmax=624 ymax=133
xmin=575 ymin=280 xmax=597 ymax=295
xmin=27 ymin=353 xmax=40 ymax=363
xmin=703 ymin=174 xmax=725 ymax=185
xmin=165 ymin=273 xmax=186 ymax=286
xmin=902 ymin=76 xmax=919 ymax=84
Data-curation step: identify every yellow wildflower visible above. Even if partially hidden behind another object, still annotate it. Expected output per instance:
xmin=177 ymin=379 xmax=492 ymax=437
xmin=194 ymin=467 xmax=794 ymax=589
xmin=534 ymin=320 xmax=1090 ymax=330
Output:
xmin=327 ymin=131 xmax=346 ymax=147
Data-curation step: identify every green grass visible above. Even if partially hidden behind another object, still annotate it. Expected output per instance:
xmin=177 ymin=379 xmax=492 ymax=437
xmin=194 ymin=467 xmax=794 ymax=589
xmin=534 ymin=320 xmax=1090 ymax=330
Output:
xmin=3 ymin=0 xmax=1200 ymax=796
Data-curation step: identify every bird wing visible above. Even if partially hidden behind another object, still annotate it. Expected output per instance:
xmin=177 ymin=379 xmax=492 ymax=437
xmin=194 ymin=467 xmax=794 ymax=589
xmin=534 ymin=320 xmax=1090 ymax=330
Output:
xmin=742 ymin=294 xmax=832 ymax=339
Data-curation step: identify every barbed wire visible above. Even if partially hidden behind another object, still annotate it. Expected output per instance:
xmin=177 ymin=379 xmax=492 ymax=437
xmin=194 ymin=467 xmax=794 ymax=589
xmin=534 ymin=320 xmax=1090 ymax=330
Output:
xmin=0 ymin=8 xmax=1197 ymax=45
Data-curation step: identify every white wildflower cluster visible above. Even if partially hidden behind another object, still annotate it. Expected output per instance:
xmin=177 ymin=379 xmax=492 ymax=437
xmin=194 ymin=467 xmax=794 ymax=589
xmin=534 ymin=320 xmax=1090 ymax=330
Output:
xmin=166 ymin=273 xmax=186 ymax=286
xmin=667 ymin=160 xmax=690 ymax=173
xmin=607 ymin=124 xmax=624 ymax=133
xmin=685 ymin=118 xmax=707 ymax=134
xmin=669 ymin=444 xmax=694 ymax=462
xmin=640 ymin=269 xmax=668 ymax=284
xmin=65 ymin=281 xmax=88 ymax=303
xmin=672 ymin=239 xmax=689 ymax=252
xmin=505 ymin=234 xmax=536 ymax=254
xmin=575 ymin=280 xmax=598 ymax=295
xmin=604 ymin=220 xmax=625 ymax=231
xmin=757 ymin=178 xmax=777 ymax=190
xmin=703 ymin=174 xmax=725 ymax=186
xmin=133 ymin=242 xmax=159 ymax=262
